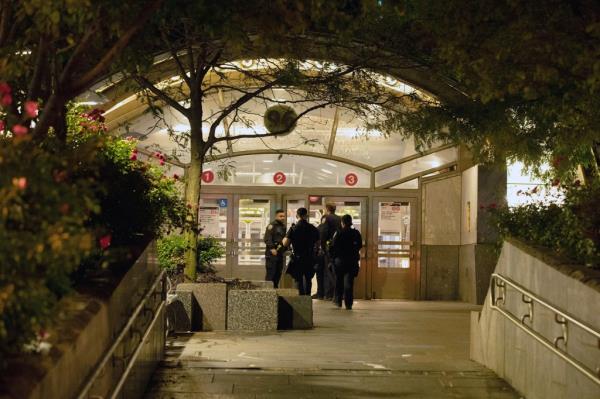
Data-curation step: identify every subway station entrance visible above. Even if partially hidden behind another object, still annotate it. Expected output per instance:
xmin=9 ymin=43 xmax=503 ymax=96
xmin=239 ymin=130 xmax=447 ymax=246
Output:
xmin=199 ymin=187 xmax=418 ymax=299
xmin=106 ymin=61 xmax=462 ymax=300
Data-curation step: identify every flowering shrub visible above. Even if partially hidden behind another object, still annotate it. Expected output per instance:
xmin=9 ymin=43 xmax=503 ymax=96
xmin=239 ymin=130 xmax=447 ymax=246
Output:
xmin=487 ymin=181 xmax=599 ymax=268
xmin=0 ymin=108 xmax=101 ymax=362
xmin=0 ymin=88 xmax=186 ymax=364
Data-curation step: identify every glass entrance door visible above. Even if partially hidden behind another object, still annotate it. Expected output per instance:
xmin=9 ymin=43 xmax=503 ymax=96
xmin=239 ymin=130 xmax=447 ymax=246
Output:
xmin=321 ymin=196 xmax=368 ymax=299
xmin=199 ymin=195 xmax=233 ymax=277
xmin=232 ymin=195 xmax=276 ymax=280
xmin=371 ymin=198 xmax=417 ymax=299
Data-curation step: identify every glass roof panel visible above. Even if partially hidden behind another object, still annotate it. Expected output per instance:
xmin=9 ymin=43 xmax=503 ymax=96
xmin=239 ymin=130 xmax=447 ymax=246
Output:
xmin=375 ymin=147 xmax=458 ymax=187
xmin=389 ymin=178 xmax=419 ymax=189
xmin=202 ymin=154 xmax=370 ymax=188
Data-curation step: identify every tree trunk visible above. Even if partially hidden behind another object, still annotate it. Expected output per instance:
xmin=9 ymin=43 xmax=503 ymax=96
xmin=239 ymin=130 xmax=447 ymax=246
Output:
xmin=183 ymin=125 xmax=204 ymax=281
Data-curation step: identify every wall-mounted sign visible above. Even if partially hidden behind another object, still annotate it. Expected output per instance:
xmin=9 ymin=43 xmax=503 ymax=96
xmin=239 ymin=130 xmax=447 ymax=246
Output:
xmin=218 ymin=198 xmax=228 ymax=208
xmin=345 ymin=173 xmax=358 ymax=186
xmin=201 ymin=170 xmax=215 ymax=183
xmin=273 ymin=171 xmax=286 ymax=185
xmin=199 ymin=206 xmax=220 ymax=236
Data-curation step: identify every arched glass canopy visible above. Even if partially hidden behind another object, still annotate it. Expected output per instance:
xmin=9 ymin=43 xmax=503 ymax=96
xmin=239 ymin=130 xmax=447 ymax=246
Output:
xmin=105 ymin=59 xmax=458 ymax=189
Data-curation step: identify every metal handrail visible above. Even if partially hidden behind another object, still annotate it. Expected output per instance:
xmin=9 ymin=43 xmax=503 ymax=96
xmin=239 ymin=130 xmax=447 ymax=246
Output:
xmin=77 ymin=269 xmax=166 ymax=399
xmin=490 ymin=273 xmax=600 ymax=386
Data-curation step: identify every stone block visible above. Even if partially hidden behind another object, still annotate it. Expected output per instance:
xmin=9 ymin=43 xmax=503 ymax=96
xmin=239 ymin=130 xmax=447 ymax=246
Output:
xmin=227 ymin=289 xmax=278 ymax=331
xmin=278 ymin=295 xmax=312 ymax=330
xmin=248 ymin=280 xmax=274 ymax=289
xmin=276 ymin=288 xmax=298 ymax=297
xmin=173 ymin=284 xmax=200 ymax=332
xmin=193 ymin=283 xmax=228 ymax=331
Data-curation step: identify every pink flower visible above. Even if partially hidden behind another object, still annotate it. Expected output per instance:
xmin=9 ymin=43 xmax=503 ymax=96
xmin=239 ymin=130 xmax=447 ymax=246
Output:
xmin=12 ymin=124 xmax=28 ymax=136
xmin=99 ymin=234 xmax=112 ymax=250
xmin=173 ymin=174 xmax=179 ymax=180
xmin=130 ymin=152 xmax=137 ymax=161
xmin=159 ymin=159 xmax=165 ymax=166
xmin=1 ymin=93 xmax=12 ymax=107
xmin=12 ymin=177 xmax=27 ymax=190
xmin=0 ymin=120 xmax=5 ymax=131
xmin=24 ymin=100 xmax=38 ymax=118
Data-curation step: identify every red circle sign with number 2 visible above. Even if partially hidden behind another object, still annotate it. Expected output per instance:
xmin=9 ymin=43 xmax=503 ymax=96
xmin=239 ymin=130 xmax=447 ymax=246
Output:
xmin=345 ymin=173 xmax=358 ymax=186
xmin=273 ymin=171 xmax=286 ymax=185
xmin=201 ymin=170 xmax=215 ymax=183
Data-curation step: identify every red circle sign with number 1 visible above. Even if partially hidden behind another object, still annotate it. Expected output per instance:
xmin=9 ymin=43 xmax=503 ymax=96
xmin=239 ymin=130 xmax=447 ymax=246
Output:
xmin=201 ymin=170 xmax=215 ymax=183
xmin=273 ymin=171 xmax=286 ymax=185
xmin=345 ymin=173 xmax=358 ymax=186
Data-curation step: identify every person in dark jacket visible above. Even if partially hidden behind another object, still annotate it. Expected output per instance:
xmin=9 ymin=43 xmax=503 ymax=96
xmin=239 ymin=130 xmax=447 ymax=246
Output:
xmin=319 ymin=203 xmax=341 ymax=300
xmin=282 ymin=207 xmax=320 ymax=295
xmin=331 ymin=214 xmax=363 ymax=310
xmin=263 ymin=209 xmax=286 ymax=288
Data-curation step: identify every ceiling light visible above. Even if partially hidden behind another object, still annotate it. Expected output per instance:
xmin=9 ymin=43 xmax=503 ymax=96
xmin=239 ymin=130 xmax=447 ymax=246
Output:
xmin=320 ymin=169 xmax=333 ymax=174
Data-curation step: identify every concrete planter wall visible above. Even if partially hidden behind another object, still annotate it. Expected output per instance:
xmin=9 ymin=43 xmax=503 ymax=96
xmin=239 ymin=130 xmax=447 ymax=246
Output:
xmin=0 ymin=242 xmax=165 ymax=399
xmin=470 ymin=239 xmax=600 ymax=399
xmin=173 ymin=281 xmax=312 ymax=332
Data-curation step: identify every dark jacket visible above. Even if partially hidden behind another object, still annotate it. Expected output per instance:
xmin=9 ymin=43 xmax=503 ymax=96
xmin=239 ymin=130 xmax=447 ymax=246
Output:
xmin=331 ymin=227 xmax=363 ymax=276
xmin=263 ymin=220 xmax=286 ymax=257
xmin=320 ymin=213 xmax=341 ymax=252
xmin=286 ymin=219 xmax=320 ymax=259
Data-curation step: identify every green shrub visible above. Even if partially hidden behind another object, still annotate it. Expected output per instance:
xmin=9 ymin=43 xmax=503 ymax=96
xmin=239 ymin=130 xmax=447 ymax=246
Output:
xmin=157 ymin=235 xmax=188 ymax=275
xmin=157 ymin=235 xmax=224 ymax=278
xmin=197 ymin=236 xmax=225 ymax=274
xmin=488 ymin=182 xmax=599 ymax=267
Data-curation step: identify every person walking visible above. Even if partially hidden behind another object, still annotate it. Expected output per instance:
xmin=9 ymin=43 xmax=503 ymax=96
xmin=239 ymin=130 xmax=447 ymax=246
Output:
xmin=331 ymin=214 xmax=362 ymax=310
xmin=282 ymin=207 xmax=320 ymax=295
xmin=263 ymin=209 xmax=286 ymax=288
xmin=319 ymin=203 xmax=341 ymax=300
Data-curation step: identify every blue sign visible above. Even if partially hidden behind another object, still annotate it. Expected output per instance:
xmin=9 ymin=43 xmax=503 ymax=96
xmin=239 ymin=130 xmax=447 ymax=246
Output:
xmin=218 ymin=199 xmax=228 ymax=208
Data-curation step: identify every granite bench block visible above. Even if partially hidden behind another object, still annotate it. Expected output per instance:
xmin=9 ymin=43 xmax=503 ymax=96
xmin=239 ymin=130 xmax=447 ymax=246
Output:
xmin=193 ymin=283 xmax=228 ymax=331
xmin=173 ymin=284 xmax=201 ymax=332
xmin=277 ymin=295 xmax=313 ymax=330
xmin=227 ymin=289 xmax=278 ymax=331
xmin=248 ymin=280 xmax=274 ymax=289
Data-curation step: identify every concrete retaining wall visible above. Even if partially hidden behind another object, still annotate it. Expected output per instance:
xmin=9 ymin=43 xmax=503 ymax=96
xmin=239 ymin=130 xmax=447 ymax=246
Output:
xmin=470 ymin=239 xmax=600 ymax=399
xmin=1 ymin=242 xmax=165 ymax=399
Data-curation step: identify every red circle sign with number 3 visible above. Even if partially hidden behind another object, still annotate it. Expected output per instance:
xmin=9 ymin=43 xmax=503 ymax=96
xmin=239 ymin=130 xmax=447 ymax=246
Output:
xmin=345 ymin=173 xmax=358 ymax=186
xmin=273 ymin=171 xmax=286 ymax=185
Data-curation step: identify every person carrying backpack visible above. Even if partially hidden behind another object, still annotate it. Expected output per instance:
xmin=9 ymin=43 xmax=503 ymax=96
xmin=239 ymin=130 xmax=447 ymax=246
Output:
xmin=330 ymin=214 xmax=363 ymax=310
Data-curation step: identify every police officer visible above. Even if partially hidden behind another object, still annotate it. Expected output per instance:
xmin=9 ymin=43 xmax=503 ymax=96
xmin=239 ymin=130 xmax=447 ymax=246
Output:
xmin=282 ymin=207 xmax=320 ymax=295
xmin=263 ymin=209 xmax=286 ymax=288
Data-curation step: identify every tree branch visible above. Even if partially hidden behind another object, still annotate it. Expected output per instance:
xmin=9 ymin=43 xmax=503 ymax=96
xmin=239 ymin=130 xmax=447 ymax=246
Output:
xmin=70 ymin=0 xmax=164 ymax=94
xmin=134 ymin=75 xmax=190 ymax=117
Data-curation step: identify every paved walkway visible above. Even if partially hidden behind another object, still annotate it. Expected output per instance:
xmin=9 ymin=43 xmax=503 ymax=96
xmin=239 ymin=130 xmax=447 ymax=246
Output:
xmin=146 ymin=300 xmax=521 ymax=398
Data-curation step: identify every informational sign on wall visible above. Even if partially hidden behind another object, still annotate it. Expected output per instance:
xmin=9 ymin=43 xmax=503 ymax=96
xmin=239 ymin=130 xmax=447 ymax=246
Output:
xmin=379 ymin=202 xmax=405 ymax=234
xmin=199 ymin=206 xmax=220 ymax=236
xmin=273 ymin=171 xmax=286 ymax=185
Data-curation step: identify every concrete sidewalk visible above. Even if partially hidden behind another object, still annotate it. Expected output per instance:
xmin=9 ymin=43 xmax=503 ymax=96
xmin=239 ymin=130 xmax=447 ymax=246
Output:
xmin=145 ymin=300 xmax=521 ymax=398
